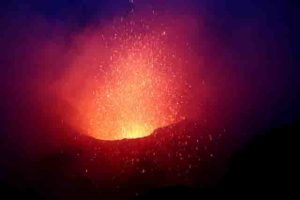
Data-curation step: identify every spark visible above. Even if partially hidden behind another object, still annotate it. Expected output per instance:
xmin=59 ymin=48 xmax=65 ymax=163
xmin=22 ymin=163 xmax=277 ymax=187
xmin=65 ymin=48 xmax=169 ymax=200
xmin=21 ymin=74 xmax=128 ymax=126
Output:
xmin=57 ymin=12 xmax=200 ymax=140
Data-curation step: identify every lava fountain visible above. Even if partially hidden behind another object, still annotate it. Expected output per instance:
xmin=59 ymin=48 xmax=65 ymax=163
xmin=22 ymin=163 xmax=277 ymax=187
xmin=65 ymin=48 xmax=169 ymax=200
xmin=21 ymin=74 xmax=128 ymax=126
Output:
xmin=54 ymin=12 xmax=202 ymax=140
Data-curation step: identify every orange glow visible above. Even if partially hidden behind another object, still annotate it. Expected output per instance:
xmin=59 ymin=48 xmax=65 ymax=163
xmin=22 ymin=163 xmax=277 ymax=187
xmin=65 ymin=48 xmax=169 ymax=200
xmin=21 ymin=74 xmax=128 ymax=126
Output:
xmin=53 ymin=12 xmax=201 ymax=140
xmin=85 ymin=29 xmax=185 ymax=140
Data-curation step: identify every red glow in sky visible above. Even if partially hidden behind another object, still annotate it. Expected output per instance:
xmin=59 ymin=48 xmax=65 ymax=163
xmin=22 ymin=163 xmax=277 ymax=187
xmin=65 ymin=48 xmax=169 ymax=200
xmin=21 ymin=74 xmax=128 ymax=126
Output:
xmin=54 ymin=11 xmax=204 ymax=140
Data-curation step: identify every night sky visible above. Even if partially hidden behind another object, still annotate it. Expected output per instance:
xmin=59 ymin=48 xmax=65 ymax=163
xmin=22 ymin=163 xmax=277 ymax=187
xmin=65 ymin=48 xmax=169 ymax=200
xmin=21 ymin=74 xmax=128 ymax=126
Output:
xmin=0 ymin=0 xmax=299 ymax=199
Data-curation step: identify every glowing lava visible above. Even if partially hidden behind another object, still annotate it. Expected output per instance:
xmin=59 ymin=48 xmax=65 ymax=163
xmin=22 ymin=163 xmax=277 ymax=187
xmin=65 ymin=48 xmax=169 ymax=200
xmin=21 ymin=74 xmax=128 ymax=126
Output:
xmin=87 ymin=23 xmax=186 ymax=140
xmin=55 ymin=12 xmax=200 ymax=140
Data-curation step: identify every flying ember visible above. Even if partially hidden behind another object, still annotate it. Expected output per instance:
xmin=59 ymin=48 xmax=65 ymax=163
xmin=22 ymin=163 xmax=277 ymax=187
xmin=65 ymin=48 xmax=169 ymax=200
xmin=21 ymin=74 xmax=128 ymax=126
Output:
xmin=57 ymin=13 xmax=198 ymax=140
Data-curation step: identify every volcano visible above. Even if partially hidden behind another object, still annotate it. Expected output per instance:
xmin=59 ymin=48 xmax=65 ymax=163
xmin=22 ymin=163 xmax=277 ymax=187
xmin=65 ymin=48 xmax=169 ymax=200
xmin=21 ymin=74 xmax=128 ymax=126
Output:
xmin=13 ymin=119 xmax=227 ymax=200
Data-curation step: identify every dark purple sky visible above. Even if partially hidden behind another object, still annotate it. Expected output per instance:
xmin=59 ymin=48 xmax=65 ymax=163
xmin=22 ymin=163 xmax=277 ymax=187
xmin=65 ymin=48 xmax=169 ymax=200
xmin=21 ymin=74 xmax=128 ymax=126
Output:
xmin=0 ymin=0 xmax=299 ymax=156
